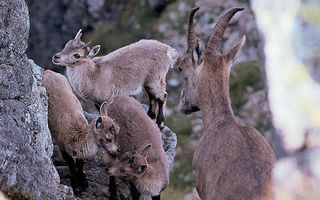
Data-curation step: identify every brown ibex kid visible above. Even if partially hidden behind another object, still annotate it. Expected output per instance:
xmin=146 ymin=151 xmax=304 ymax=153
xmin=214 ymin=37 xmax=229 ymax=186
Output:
xmin=102 ymin=96 xmax=169 ymax=200
xmin=177 ymin=7 xmax=276 ymax=200
xmin=52 ymin=30 xmax=179 ymax=129
xmin=43 ymin=70 xmax=120 ymax=195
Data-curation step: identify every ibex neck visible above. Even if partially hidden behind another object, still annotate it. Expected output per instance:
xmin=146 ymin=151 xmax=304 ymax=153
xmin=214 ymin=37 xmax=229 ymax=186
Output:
xmin=66 ymin=62 xmax=95 ymax=100
xmin=199 ymin=71 xmax=236 ymax=130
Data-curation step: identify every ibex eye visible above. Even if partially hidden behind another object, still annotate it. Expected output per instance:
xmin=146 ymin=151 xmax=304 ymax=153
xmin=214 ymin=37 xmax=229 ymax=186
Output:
xmin=106 ymin=138 xmax=112 ymax=143
xmin=73 ymin=53 xmax=80 ymax=59
xmin=138 ymin=165 xmax=147 ymax=173
xmin=109 ymin=125 xmax=115 ymax=132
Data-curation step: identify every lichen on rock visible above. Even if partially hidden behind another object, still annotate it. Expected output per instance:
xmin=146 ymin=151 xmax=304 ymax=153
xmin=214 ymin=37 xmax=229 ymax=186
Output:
xmin=0 ymin=0 xmax=74 ymax=199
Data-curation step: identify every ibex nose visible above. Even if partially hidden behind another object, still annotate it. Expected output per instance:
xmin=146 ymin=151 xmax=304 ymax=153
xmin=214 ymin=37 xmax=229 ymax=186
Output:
xmin=53 ymin=54 xmax=60 ymax=59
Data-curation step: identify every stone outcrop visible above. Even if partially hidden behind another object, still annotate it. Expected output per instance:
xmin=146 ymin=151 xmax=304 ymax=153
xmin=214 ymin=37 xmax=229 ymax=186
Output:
xmin=158 ymin=0 xmax=261 ymax=64
xmin=252 ymin=0 xmax=320 ymax=198
xmin=0 ymin=0 xmax=69 ymax=199
xmin=25 ymin=0 xmax=135 ymax=73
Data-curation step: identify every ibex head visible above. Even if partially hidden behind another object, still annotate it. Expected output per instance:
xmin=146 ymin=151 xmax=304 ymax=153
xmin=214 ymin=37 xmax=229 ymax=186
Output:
xmin=178 ymin=7 xmax=246 ymax=114
xmin=52 ymin=29 xmax=101 ymax=67
xmin=106 ymin=144 xmax=152 ymax=180
xmin=92 ymin=101 xmax=120 ymax=156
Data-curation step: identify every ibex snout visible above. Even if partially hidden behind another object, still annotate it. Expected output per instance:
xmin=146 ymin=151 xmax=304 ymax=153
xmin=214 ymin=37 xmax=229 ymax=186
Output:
xmin=107 ymin=144 xmax=119 ymax=156
xmin=52 ymin=53 xmax=62 ymax=65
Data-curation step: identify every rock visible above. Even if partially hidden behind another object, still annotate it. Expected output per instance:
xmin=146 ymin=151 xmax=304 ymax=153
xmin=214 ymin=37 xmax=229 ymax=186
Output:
xmin=238 ymin=90 xmax=272 ymax=132
xmin=25 ymin=0 xmax=92 ymax=73
xmin=252 ymin=0 xmax=320 ymax=198
xmin=272 ymin=148 xmax=320 ymax=199
xmin=161 ymin=126 xmax=177 ymax=170
xmin=252 ymin=0 xmax=320 ymax=151
xmin=25 ymin=0 xmax=130 ymax=73
xmin=0 ymin=0 xmax=75 ymax=199
xmin=158 ymin=0 xmax=261 ymax=64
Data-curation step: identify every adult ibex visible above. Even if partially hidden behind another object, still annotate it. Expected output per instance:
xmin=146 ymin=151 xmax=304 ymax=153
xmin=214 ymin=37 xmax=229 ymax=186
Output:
xmin=178 ymin=7 xmax=276 ymax=200
xmin=43 ymin=70 xmax=120 ymax=195
xmin=52 ymin=30 xmax=179 ymax=129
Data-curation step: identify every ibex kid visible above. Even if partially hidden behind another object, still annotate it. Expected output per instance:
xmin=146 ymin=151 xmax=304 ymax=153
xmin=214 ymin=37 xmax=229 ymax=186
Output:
xmin=102 ymin=96 xmax=169 ymax=200
xmin=52 ymin=30 xmax=179 ymax=129
xmin=43 ymin=70 xmax=120 ymax=195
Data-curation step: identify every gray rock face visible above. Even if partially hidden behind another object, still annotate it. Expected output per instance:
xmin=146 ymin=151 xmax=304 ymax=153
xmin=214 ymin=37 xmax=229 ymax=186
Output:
xmin=252 ymin=0 xmax=320 ymax=198
xmin=0 ymin=0 xmax=74 ymax=199
xmin=25 ymin=0 xmax=126 ymax=73
xmin=158 ymin=0 xmax=261 ymax=64
xmin=0 ymin=0 xmax=29 ymax=66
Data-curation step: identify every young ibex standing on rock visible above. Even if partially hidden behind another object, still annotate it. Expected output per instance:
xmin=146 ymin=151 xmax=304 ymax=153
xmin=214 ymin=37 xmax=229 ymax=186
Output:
xmin=178 ymin=7 xmax=276 ymax=200
xmin=102 ymin=96 xmax=169 ymax=200
xmin=52 ymin=30 xmax=179 ymax=129
xmin=43 ymin=70 xmax=120 ymax=195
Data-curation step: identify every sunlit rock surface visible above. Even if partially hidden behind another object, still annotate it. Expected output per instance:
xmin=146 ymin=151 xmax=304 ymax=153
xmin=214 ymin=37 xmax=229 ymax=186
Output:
xmin=252 ymin=0 xmax=320 ymax=198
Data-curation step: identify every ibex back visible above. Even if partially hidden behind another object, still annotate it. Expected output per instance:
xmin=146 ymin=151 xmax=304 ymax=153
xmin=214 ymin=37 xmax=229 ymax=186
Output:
xmin=178 ymin=7 xmax=276 ymax=200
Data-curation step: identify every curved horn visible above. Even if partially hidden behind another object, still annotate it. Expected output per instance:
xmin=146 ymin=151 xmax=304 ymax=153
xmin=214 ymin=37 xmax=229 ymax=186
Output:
xmin=187 ymin=7 xmax=200 ymax=53
xmin=74 ymin=29 xmax=82 ymax=41
xmin=206 ymin=8 xmax=244 ymax=55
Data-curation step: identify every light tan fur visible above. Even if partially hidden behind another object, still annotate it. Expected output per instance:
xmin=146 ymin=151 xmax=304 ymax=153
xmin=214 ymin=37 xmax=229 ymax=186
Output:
xmin=52 ymin=30 xmax=179 ymax=128
xmin=43 ymin=70 xmax=119 ymax=159
xmin=178 ymin=7 xmax=276 ymax=200
xmin=105 ymin=96 xmax=169 ymax=198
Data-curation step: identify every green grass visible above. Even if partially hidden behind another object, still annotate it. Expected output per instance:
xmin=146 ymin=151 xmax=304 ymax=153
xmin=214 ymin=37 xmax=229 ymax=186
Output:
xmin=162 ymin=185 xmax=192 ymax=200
xmin=85 ymin=0 xmax=160 ymax=55
xmin=230 ymin=60 xmax=264 ymax=114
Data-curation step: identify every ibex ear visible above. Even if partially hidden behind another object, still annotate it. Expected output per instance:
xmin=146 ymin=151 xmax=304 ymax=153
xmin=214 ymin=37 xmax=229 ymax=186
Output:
xmin=192 ymin=39 xmax=205 ymax=66
xmin=95 ymin=116 xmax=102 ymax=129
xmin=100 ymin=100 xmax=112 ymax=116
xmin=141 ymin=143 xmax=152 ymax=158
xmin=88 ymin=45 xmax=101 ymax=58
xmin=100 ymin=101 xmax=108 ymax=116
xmin=226 ymin=36 xmax=246 ymax=65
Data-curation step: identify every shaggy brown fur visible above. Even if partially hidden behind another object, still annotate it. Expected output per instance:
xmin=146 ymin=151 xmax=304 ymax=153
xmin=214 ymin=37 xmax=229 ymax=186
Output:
xmin=106 ymin=96 xmax=169 ymax=200
xmin=178 ymin=7 xmax=276 ymax=200
xmin=52 ymin=29 xmax=179 ymax=129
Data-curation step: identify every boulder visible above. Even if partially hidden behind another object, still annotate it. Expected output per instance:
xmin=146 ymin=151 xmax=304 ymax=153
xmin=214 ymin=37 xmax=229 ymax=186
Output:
xmin=0 ymin=0 xmax=73 ymax=199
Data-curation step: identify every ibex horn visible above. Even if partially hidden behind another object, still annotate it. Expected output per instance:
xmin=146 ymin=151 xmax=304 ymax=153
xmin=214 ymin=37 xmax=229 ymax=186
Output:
xmin=74 ymin=29 xmax=82 ymax=41
xmin=206 ymin=8 xmax=244 ymax=55
xmin=187 ymin=7 xmax=200 ymax=53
